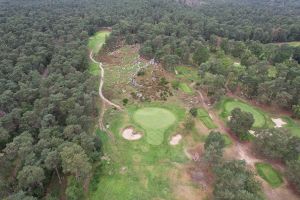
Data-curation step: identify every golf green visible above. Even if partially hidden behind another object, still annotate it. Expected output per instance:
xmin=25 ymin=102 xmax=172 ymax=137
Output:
xmin=133 ymin=107 xmax=176 ymax=145
xmin=224 ymin=100 xmax=266 ymax=128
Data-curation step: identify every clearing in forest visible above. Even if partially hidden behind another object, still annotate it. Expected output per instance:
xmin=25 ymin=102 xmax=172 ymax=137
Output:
xmin=219 ymin=98 xmax=267 ymax=128
xmin=133 ymin=107 xmax=177 ymax=145
xmin=175 ymin=66 xmax=199 ymax=82
xmin=88 ymin=31 xmax=110 ymax=53
xmin=255 ymin=163 xmax=283 ymax=188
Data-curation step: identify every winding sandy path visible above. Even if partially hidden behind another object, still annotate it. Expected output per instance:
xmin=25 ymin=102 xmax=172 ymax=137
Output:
xmin=89 ymin=51 xmax=122 ymax=110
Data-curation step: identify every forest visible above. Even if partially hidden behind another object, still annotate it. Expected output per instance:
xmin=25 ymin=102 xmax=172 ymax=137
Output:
xmin=0 ymin=0 xmax=300 ymax=199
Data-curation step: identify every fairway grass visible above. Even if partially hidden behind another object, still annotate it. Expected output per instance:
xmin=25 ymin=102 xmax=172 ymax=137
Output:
xmin=133 ymin=107 xmax=177 ymax=145
xmin=88 ymin=31 xmax=111 ymax=53
xmin=179 ymin=83 xmax=193 ymax=94
xmin=88 ymin=30 xmax=111 ymax=75
xmin=175 ymin=66 xmax=199 ymax=82
xmin=255 ymin=163 xmax=283 ymax=188
xmin=197 ymin=108 xmax=217 ymax=129
xmin=282 ymin=117 xmax=300 ymax=137
xmin=89 ymin=105 xmax=188 ymax=200
xmin=220 ymin=99 xmax=266 ymax=128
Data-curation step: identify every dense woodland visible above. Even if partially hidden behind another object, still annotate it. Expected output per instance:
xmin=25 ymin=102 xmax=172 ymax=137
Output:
xmin=1 ymin=0 xmax=300 ymax=199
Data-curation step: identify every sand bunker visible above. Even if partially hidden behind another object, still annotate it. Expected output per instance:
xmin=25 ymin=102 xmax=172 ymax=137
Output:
xmin=122 ymin=128 xmax=142 ymax=140
xmin=249 ymin=130 xmax=256 ymax=137
xmin=272 ymin=118 xmax=287 ymax=128
xmin=170 ymin=134 xmax=182 ymax=145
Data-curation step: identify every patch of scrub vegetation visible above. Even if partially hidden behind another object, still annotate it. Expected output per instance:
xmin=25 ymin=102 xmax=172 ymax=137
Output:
xmin=178 ymin=83 xmax=193 ymax=94
xmin=88 ymin=31 xmax=111 ymax=53
xmin=197 ymin=108 xmax=217 ymax=129
xmin=281 ymin=117 xmax=300 ymax=137
xmin=89 ymin=107 xmax=189 ymax=200
xmin=89 ymin=62 xmax=100 ymax=75
xmin=103 ymin=45 xmax=147 ymax=89
xmin=175 ymin=66 xmax=199 ymax=82
xmin=255 ymin=163 xmax=283 ymax=188
xmin=218 ymin=98 xmax=268 ymax=128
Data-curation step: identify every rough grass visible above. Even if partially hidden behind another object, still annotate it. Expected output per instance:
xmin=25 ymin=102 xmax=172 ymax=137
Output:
xmin=179 ymin=83 xmax=193 ymax=94
xmin=89 ymin=105 xmax=189 ymax=200
xmin=175 ymin=66 xmax=199 ymax=82
xmin=133 ymin=107 xmax=177 ymax=145
xmin=222 ymin=134 xmax=232 ymax=147
xmin=219 ymin=98 xmax=267 ymax=128
xmin=255 ymin=163 xmax=283 ymax=188
xmin=282 ymin=116 xmax=300 ymax=137
xmin=197 ymin=108 xmax=217 ymax=129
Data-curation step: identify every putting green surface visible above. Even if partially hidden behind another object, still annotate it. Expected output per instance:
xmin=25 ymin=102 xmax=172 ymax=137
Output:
xmin=222 ymin=100 xmax=266 ymax=128
xmin=255 ymin=163 xmax=283 ymax=188
xmin=133 ymin=107 xmax=176 ymax=145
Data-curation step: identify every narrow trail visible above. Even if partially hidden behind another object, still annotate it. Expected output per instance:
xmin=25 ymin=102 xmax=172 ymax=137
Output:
xmin=89 ymin=51 xmax=122 ymax=110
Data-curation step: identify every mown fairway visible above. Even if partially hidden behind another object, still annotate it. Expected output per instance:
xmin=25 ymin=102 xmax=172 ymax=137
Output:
xmin=133 ymin=107 xmax=177 ymax=145
xmin=178 ymin=83 xmax=193 ymax=94
xmin=255 ymin=163 xmax=283 ymax=188
xmin=88 ymin=30 xmax=110 ymax=53
xmin=197 ymin=108 xmax=217 ymax=129
xmin=221 ymin=99 xmax=266 ymax=128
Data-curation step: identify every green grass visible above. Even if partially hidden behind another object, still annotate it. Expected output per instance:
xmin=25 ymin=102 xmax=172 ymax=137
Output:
xmin=219 ymin=98 xmax=267 ymax=128
xmin=281 ymin=116 xmax=300 ymax=137
xmin=197 ymin=108 xmax=218 ymax=129
xmin=133 ymin=107 xmax=177 ymax=145
xmin=255 ymin=163 xmax=283 ymax=188
xmin=175 ymin=66 xmax=199 ymax=82
xmin=88 ymin=31 xmax=111 ymax=53
xmin=88 ymin=30 xmax=111 ymax=75
xmin=89 ymin=104 xmax=188 ymax=200
xmin=178 ymin=83 xmax=193 ymax=94
xmin=222 ymin=134 xmax=232 ymax=147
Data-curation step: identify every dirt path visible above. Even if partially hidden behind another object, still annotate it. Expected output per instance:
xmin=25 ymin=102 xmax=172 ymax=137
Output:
xmin=89 ymin=51 xmax=122 ymax=110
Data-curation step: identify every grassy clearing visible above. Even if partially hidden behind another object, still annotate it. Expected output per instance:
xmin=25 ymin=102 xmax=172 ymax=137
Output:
xmin=88 ymin=30 xmax=111 ymax=75
xmin=255 ymin=163 xmax=283 ymax=188
xmin=89 ymin=104 xmax=189 ymax=200
xmin=222 ymin=134 xmax=232 ymax=147
xmin=178 ymin=83 xmax=193 ymax=94
xmin=281 ymin=117 xmax=300 ymax=137
xmin=197 ymin=108 xmax=217 ymax=129
xmin=175 ymin=66 xmax=199 ymax=82
xmin=218 ymin=98 xmax=267 ymax=128
xmin=88 ymin=31 xmax=110 ymax=53
xmin=133 ymin=107 xmax=177 ymax=145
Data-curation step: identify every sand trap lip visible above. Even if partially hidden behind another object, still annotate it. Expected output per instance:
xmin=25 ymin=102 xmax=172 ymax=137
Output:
xmin=122 ymin=127 xmax=142 ymax=140
xmin=272 ymin=118 xmax=287 ymax=128
xmin=170 ymin=134 xmax=182 ymax=145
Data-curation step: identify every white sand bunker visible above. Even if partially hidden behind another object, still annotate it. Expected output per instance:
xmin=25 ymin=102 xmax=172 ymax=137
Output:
xmin=272 ymin=118 xmax=287 ymax=128
xmin=249 ymin=130 xmax=256 ymax=137
xmin=122 ymin=128 xmax=142 ymax=141
xmin=170 ymin=134 xmax=182 ymax=145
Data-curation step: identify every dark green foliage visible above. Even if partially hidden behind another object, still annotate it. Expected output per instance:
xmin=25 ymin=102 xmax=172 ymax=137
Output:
xmin=213 ymin=160 xmax=263 ymax=200
xmin=204 ymin=131 xmax=225 ymax=165
xmin=228 ymin=108 xmax=254 ymax=140
xmin=193 ymin=45 xmax=210 ymax=65
xmin=189 ymin=108 xmax=198 ymax=117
